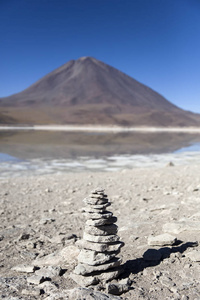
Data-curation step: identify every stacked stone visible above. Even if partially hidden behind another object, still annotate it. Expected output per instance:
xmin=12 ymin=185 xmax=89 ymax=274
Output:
xmin=71 ymin=188 xmax=124 ymax=287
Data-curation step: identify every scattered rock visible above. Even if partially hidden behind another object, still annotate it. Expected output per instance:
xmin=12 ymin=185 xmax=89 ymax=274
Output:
xmin=19 ymin=233 xmax=30 ymax=240
xmin=11 ymin=264 xmax=37 ymax=273
xmin=35 ymin=266 xmax=62 ymax=277
xmin=27 ymin=275 xmax=47 ymax=285
xmin=68 ymin=287 xmax=121 ymax=299
xmin=148 ymin=233 xmax=177 ymax=246
xmin=107 ymin=282 xmax=130 ymax=295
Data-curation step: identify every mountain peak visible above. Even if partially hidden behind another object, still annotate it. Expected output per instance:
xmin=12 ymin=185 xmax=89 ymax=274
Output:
xmin=0 ymin=57 xmax=200 ymax=126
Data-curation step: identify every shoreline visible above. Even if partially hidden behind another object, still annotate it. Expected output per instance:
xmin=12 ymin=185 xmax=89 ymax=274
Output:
xmin=1 ymin=124 xmax=200 ymax=133
xmin=1 ymin=150 xmax=200 ymax=178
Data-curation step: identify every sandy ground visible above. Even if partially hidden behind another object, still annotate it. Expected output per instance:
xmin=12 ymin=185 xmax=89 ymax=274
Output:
xmin=0 ymin=164 xmax=200 ymax=299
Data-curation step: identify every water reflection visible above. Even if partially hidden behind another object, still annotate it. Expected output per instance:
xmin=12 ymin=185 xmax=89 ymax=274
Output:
xmin=0 ymin=130 xmax=200 ymax=160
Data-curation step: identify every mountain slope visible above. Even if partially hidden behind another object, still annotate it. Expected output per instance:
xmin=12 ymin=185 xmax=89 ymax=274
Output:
xmin=0 ymin=56 xmax=199 ymax=126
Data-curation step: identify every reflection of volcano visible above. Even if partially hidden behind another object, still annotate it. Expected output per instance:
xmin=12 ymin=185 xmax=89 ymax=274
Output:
xmin=1 ymin=57 xmax=200 ymax=126
xmin=1 ymin=130 xmax=200 ymax=160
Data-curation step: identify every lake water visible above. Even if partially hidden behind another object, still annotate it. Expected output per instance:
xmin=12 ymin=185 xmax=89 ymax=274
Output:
xmin=0 ymin=130 xmax=200 ymax=177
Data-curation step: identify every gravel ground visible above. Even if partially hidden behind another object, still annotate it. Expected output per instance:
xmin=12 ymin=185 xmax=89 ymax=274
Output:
xmin=0 ymin=164 xmax=200 ymax=299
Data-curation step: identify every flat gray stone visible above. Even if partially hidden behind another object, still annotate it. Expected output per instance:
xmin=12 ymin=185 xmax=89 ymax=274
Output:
xmin=83 ymin=232 xmax=120 ymax=243
xmin=68 ymin=287 xmax=121 ymax=299
xmin=148 ymin=233 xmax=177 ymax=246
xmin=35 ymin=266 xmax=62 ymax=277
xmin=77 ymin=240 xmax=124 ymax=252
xmin=97 ymin=266 xmax=123 ymax=282
xmin=72 ymin=266 xmax=123 ymax=286
xmin=70 ymin=273 xmax=99 ymax=287
xmin=74 ymin=257 xmax=122 ymax=275
xmin=84 ymin=211 xmax=113 ymax=220
xmin=27 ymin=275 xmax=46 ymax=285
xmin=11 ymin=264 xmax=36 ymax=273
xmin=84 ymin=207 xmax=107 ymax=213
xmin=85 ymin=224 xmax=118 ymax=236
xmin=78 ymin=249 xmax=119 ymax=266
xmin=84 ymin=197 xmax=108 ymax=205
xmin=89 ymin=203 xmax=111 ymax=209
xmin=84 ymin=203 xmax=111 ymax=213
xmin=86 ymin=217 xmax=117 ymax=226
xmin=91 ymin=188 xmax=105 ymax=194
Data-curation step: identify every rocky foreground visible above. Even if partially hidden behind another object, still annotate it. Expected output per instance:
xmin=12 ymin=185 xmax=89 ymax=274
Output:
xmin=0 ymin=165 xmax=200 ymax=299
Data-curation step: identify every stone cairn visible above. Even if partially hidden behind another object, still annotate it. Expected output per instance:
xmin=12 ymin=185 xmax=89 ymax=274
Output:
xmin=71 ymin=188 xmax=124 ymax=287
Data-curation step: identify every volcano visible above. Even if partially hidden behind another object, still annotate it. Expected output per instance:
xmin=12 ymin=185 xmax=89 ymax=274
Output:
xmin=0 ymin=56 xmax=199 ymax=126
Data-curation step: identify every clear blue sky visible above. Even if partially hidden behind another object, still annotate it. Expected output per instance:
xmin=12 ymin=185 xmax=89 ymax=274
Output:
xmin=0 ymin=0 xmax=200 ymax=113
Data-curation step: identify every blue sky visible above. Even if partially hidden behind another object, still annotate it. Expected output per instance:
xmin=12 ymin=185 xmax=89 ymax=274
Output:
xmin=0 ymin=0 xmax=200 ymax=113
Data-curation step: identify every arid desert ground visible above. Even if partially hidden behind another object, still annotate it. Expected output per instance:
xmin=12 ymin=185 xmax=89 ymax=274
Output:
xmin=1 ymin=163 xmax=200 ymax=299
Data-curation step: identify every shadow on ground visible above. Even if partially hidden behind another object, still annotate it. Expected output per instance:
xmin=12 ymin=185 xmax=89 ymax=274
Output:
xmin=121 ymin=241 xmax=198 ymax=278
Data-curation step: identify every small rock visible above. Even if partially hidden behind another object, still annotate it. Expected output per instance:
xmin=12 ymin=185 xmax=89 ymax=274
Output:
xmin=74 ymin=258 xmax=122 ymax=275
xmin=21 ymin=288 xmax=41 ymax=296
xmin=70 ymin=273 xmax=99 ymax=287
xmin=19 ymin=233 xmax=30 ymax=240
xmin=83 ymin=232 xmax=119 ymax=243
xmin=148 ymin=233 xmax=177 ymax=246
xmin=39 ymin=281 xmax=58 ymax=293
xmin=107 ymin=283 xmax=130 ymax=295
xmin=11 ymin=264 xmax=37 ymax=273
xmin=27 ymin=275 xmax=47 ymax=285
xmin=166 ymin=161 xmax=174 ymax=167
xmin=35 ymin=266 xmax=62 ymax=277
xmin=68 ymin=287 xmax=121 ymax=299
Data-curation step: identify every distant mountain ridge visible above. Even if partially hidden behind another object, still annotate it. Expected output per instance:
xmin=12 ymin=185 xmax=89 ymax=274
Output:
xmin=0 ymin=56 xmax=200 ymax=126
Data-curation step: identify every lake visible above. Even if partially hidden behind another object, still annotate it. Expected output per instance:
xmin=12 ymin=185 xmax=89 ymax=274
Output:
xmin=1 ymin=129 xmax=200 ymax=177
